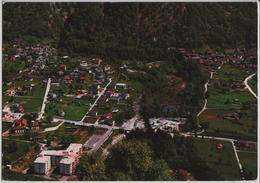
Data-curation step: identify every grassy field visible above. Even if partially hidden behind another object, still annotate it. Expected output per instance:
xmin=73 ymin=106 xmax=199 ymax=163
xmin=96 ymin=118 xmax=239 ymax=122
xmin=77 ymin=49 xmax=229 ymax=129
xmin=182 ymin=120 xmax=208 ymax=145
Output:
xmin=194 ymin=138 xmax=241 ymax=180
xmin=2 ymin=78 xmax=47 ymax=113
xmin=45 ymin=96 xmax=95 ymax=121
xmin=199 ymin=108 xmax=257 ymax=141
xmin=3 ymin=95 xmax=43 ymax=113
xmin=200 ymin=64 xmax=257 ymax=141
xmin=238 ymin=151 xmax=258 ymax=180
xmin=216 ymin=64 xmax=250 ymax=81
xmin=13 ymin=80 xmax=46 ymax=97
xmin=207 ymin=88 xmax=255 ymax=110
xmin=2 ymin=139 xmax=32 ymax=165
xmin=60 ymin=96 xmax=94 ymax=121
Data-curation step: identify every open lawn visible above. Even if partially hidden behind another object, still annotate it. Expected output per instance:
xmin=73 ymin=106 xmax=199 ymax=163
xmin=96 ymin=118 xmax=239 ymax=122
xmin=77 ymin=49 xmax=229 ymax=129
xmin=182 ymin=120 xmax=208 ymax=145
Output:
xmin=194 ymin=138 xmax=241 ymax=180
xmin=199 ymin=108 xmax=257 ymax=141
xmin=3 ymin=95 xmax=43 ymax=113
xmin=216 ymin=64 xmax=250 ymax=81
xmin=46 ymin=96 xmax=94 ymax=121
xmin=238 ymin=151 xmax=257 ymax=180
xmin=207 ymin=88 xmax=255 ymax=110
xmin=3 ymin=79 xmax=46 ymax=113
xmin=13 ymin=80 xmax=46 ymax=97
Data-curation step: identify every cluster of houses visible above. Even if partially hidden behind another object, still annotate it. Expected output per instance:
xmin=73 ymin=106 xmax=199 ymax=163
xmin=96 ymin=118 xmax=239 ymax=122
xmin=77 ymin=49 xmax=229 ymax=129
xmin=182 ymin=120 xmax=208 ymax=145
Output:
xmin=176 ymin=47 xmax=257 ymax=69
xmin=46 ymin=56 xmax=132 ymax=127
xmin=2 ymin=103 xmax=40 ymax=134
xmin=34 ymin=143 xmax=83 ymax=175
xmin=5 ymin=43 xmax=55 ymax=77
xmin=149 ymin=117 xmax=187 ymax=133
xmin=2 ymin=103 xmax=24 ymax=122
xmin=8 ymin=113 xmax=40 ymax=134
xmin=10 ymin=118 xmax=40 ymax=134
xmin=5 ymin=82 xmax=36 ymax=97
xmin=82 ymin=82 xmax=131 ymax=126
xmin=6 ymin=43 xmax=55 ymax=62
xmin=49 ymin=58 xmax=114 ymax=100
xmin=60 ymin=58 xmax=112 ymax=86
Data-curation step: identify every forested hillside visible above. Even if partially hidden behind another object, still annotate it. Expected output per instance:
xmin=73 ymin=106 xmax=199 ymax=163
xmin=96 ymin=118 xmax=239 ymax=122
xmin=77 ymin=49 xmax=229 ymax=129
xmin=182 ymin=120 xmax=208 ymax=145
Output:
xmin=3 ymin=2 xmax=257 ymax=60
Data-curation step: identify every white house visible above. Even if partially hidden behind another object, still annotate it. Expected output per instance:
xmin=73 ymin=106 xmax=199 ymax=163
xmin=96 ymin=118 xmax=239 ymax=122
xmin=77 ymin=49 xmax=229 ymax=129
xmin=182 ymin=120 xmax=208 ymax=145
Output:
xmin=114 ymin=83 xmax=127 ymax=90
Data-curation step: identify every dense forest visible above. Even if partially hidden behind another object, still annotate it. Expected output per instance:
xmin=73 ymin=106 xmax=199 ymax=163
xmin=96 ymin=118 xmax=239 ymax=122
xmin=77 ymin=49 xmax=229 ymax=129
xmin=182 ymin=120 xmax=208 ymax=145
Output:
xmin=75 ymin=130 xmax=223 ymax=181
xmin=3 ymin=2 xmax=257 ymax=60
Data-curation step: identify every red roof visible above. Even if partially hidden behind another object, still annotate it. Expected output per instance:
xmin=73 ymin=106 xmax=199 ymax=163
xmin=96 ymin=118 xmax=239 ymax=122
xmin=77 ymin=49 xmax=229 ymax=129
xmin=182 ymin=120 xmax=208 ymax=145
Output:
xmin=106 ymin=112 xmax=113 ymax=119
xmin=216 ymin=143 xmax=224 ymax=149
xmin=19 ymin=119 xmax=28 ymax=126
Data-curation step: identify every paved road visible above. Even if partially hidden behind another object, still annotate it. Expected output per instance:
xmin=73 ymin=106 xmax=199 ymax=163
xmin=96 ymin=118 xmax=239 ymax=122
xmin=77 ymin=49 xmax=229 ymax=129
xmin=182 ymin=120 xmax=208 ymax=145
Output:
xmin=244 ymin=72 xmax=257 ymax=99
xmin=80 ymin=78 xmax=112 ymax=123
xmin=87 ymin=127 xmax=113 ymax=153
xmin=38 ymin=78 xmax=51 ymax=120
xmin=44 ymin=122 xmax=64 ymax=132
xmin=197 ymin=72 xmax=214 ymax=118
xmin=55 ymin=118 xmax=121 ymax=130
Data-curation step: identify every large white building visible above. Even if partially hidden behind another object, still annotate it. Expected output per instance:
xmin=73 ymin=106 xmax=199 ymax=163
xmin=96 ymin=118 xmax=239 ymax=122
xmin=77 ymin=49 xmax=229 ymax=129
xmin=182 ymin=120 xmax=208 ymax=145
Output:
xmin=33 ymin=143 xmax=83 ymax=176
xmin=59 ymin=156 xmax=75 ymax=175
xmin=149 ymin=117 xmax=187 ymax=133
xmin=33 ymin=155 xmax=51 ymax=175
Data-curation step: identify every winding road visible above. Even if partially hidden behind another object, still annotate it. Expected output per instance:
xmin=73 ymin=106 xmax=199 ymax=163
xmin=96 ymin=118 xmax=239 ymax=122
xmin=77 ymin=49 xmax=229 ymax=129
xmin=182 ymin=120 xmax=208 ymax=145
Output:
xmin=197 ymin=72 xmax=214 ymax=118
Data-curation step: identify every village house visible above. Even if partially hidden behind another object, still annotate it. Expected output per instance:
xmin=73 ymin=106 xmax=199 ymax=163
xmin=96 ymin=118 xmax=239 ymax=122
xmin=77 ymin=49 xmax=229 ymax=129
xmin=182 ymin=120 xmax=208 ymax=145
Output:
xmin=114 ymin=83 xmax=127 ymax=90
xmin=10 ymin=119 xmax=40 ymax=134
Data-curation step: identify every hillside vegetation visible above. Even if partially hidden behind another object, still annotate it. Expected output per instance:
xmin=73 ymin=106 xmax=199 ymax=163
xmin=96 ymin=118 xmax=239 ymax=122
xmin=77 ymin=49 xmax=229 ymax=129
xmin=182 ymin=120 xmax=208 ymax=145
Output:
xmin=3 ymin=2 xmax=257 ymax=60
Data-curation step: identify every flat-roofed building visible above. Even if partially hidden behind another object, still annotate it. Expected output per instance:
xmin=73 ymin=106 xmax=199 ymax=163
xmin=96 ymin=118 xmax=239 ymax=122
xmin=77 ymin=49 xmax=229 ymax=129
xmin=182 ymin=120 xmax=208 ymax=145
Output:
xmin=40 ymin=150 xmax=64 ymax=165
xmin=33 ymin=155 xmax=51 ymax=175
xmin=59 ymin=156 xmax=75 ymax=175
xmin=34 ymin=143 xmax=83 ymax=176
xmin=114 ymin=83 xmax=127 ymax=90
xmin=66 ymin=143 xmax=83 ymax=155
